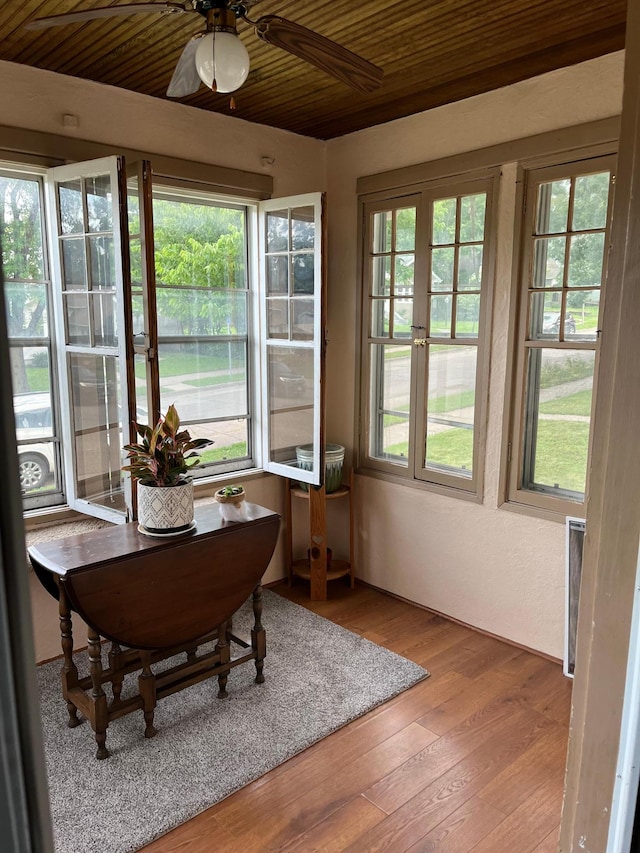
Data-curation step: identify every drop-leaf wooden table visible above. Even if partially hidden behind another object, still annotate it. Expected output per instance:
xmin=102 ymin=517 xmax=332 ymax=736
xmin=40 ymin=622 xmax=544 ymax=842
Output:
xmin=29 ymin=503 xmax=280 ymax=759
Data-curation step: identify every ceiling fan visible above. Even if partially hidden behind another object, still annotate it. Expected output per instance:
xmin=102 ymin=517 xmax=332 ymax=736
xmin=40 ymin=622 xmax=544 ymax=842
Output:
xmin=25 ymin=1 xmax=384 ymax=98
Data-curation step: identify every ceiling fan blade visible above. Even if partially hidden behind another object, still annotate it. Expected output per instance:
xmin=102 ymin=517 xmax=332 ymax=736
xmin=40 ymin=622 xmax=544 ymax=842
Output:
xmin=25 ymin=2 xmax=192 ymax=31
xmin=166 ymin=35 xmax=204 ymax=98
xmin=254 ymin=15 xmax=383 ymax=95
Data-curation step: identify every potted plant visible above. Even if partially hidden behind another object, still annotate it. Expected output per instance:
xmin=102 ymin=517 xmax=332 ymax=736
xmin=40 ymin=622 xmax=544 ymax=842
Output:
xmin=214 ymin=484 xmax=247 ymax=523
xmin=122 ymin=404 xmax=213 ymax=535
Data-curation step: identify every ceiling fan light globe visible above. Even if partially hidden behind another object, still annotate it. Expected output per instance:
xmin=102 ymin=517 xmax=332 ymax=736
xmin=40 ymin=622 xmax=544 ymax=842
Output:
xmin=195 ymin=31 xmax=250 ymax=94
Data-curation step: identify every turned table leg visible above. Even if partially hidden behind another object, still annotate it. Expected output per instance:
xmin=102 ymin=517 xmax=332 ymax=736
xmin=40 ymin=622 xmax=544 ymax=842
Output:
xmin=216 ymin=621 xmax=230 ymax=698
xmin=138 ymin=651 xmax=158 ymax=739
xmin=251 ymin=584 xmax=266 ymax=684
xmin=108 ymin=642 xmax=124 ymax=707
xmin=87 ymin=628 xmax=109 ymax=760
xmin=58 ymin=583 xmax=82 ymax=728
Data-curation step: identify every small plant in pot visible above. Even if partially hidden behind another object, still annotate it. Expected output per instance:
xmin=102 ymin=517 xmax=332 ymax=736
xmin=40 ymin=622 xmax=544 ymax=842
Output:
xmin=122 ymin=404 xmax=213 ymax=535
xmin=214 ymin=484 xmax=247 ymax=523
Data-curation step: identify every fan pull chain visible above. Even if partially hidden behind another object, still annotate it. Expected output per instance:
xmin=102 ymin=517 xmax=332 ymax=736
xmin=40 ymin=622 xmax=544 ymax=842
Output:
xmin=230 ymin=97 xmax=237 ymax=110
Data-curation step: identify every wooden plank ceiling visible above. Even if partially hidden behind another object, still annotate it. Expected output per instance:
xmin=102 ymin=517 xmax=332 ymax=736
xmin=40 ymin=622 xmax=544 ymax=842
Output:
xmin=0 ymin=0 xmax=627 ymax=140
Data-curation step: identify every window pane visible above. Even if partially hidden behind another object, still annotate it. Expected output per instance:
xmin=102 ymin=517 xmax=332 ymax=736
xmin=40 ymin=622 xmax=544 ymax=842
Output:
xmin=64 ymin=293 xmax=90 ymax=345
xmin=532 ymin=237 xmax=565 ymax=288
xmin=369 ymin=343 xmax=410 ymax=463
xmin=530 ymin=291 xmax=564 ymax=340
xmin=371 ymin=298 xmax=390 ymax=337
xmin=460 ymin=194 xmax=486 ymax=243
xmin=68 ymin=352 xmax=124 ymax=506
xmin=523 ymin=349 xmax=595 ymax=497
xmin=458 ymin=245 xmax=483 ymax=290
xmin=89 ymin=235 xmax=115 ymax=290
xmin=455 ymin=294 xmax=480 ymax=337
xmin=566 ymin=290 xmax=600 ymax=342
xmin=90 ymin=293 xmax=118 ymax=347
xmin=158 ymin=341 xmax=248 ymax=422
xmin=572 ymin=172 xmax=610 ymax=231
xmin=396 ymin=208 xmax=416 ymax=251
xmin=395 ymin=254 xmax=414 ymax=295
xmin=0 ymin=175 xmax=44 ymax=280
xmin=432 ymin=198 xmax=457 ymax=244
xmin=58 ymin=179 xmax=83 ymax=235
xmin=267 ymin=298 xmax=289 ymax=339
xmin=14 ymin=390 xmax=59 ymax=495
xmin=536 ymin=180 xmax=570 ymax=234
xmin=86 ymin=174 xmax=112 ymax=233
xmin=430 ymin=295 xmax=452 ymax=335
xmin=4 ymin=282 xmax=49 ymax=338
xmin=431 ymin=247 xmax=454 ymax=291
xmin=266 ymin=256 xmax=288 ymax=295
xmin=567 ymin=233 xmax=605 ymax=288
xmin=266 ymin=209 xmax=288 ymax=252
xmin=292 ymin=254 xmax=314 ymax=295
xmin=425 ymin=345 xmax=476 ymax=478
xmin=156 ymin=288 xmax=246 ymax=337
xmin=62 ymin=238 xmax=87 ymax=290
xmin=267 ymin=347 xmax=313 ymax=465
xmin=292 ymin=299 xmax=314 ymax=340
xmin=291 ymin=206 xmax=314 ymax=250
xmin=372 ymin=211 xmax=392 ymax=253
xmin=371 ymin=256 xmax=391 ymax=296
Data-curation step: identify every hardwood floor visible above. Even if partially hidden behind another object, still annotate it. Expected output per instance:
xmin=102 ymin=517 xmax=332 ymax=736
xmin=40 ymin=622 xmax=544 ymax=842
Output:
xmin=142 ymin=581 xmax=571 ymax=852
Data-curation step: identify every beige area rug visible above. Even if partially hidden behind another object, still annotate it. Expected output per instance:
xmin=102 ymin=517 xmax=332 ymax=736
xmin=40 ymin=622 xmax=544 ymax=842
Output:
xmin=37 ymin=589 xmax=430 ymax=853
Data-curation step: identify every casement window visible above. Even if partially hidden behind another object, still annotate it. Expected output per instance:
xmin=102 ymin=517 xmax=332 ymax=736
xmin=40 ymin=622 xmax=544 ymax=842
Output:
xmin=507 ymin=154 xmax=615 ymax=516
xmin=2 ymin=156 xmax=324 ymax=520
xmin=359 ymin=171 xmax=497 ymax=497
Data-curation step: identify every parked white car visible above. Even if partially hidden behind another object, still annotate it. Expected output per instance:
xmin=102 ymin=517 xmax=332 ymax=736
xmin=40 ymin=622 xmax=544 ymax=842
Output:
xmin=13 ymin=392 xmax=56 ymax=491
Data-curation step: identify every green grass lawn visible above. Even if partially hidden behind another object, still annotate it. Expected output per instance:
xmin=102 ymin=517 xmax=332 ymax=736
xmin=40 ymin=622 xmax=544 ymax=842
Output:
xmin=385 ymin=417 xmax=589 ymax=492
xmin=198 ymin=442 xmax=247 ymax=463
xmin=539 ymin=389 xmax=592 ymax=416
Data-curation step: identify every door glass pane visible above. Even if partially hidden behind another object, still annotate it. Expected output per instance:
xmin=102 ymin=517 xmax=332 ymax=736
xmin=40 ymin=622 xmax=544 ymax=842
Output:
xmin=292 ymin=299 xmax=314 ymax=340
xmin=567 ymin=233 xmax=605 ymax=288
xmin=372 ymin=256 xmax=391 ymax=296
xmin=455 ymin=294 xmax=480 ymax=336
xmin=372 ymin=211 xmax=392 ymax=252
xmin=430 ymin=295 xmax=452 ymax=335
xmin=425 ymin=345 xmax=476 ymax=478
xmin=267 ymin=299 xmax=289 ymax=339
xmin=64 ymin=293 xmax=90 ymax=345
xmin=396 ymin=208 xmax=416 ymax=251
xmin=369 ymin=343 xmax=410 ymax=463
xmin=91 ymin=293 xmax=118 ymax=347
xmin=431 ymin=247 xmax=454 ymax=291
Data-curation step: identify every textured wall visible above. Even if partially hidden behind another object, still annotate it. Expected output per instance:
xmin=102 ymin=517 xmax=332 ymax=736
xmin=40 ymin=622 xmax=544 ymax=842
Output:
xmin=324 ymin=53 xmax=624 ymax=657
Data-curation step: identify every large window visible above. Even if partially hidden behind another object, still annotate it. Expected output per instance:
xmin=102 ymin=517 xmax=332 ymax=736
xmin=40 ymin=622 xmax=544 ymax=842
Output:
xmin=360 ymin=172 xmax=496 ymax=496
xmin=507 ymin=154 xmax=615 ymax=515
xmin=2 ymin=157 xmax=324 ymax=517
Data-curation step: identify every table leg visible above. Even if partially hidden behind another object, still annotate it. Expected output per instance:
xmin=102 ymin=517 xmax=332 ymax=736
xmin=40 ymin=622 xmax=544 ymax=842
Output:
xmin=88 ymin=628 xmax=109 ymax=760
xmin=251 ymin=584 xmax=266 ymax=684
xmin=58 ymin=583 xmax=82 ymax=728
xmin=216 ymin=620 xmax=230 ymax=698
xmin=138 ymin=651 xmax=158 ymax=739
xmin=108 ymin=642 xmax=124 ymax=707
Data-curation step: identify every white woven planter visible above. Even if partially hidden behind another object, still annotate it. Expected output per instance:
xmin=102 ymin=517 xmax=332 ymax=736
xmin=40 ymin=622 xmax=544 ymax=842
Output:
xmin=137 ymin=479 xmax=194 ymax=534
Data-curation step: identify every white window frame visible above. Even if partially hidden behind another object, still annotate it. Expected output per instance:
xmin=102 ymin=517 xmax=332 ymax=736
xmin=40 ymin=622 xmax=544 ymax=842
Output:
xmin=357 ymin=169 xmax=498 ymax=499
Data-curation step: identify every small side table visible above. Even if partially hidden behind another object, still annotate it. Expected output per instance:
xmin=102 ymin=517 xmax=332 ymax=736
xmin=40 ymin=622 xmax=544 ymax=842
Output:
xmin=285 ymin=470 xmax=355 ymax=601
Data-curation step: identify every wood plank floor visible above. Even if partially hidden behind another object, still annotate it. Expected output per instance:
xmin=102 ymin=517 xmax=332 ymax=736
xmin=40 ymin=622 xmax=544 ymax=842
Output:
xmin=142 ymin=581 xmax=571 ymax=853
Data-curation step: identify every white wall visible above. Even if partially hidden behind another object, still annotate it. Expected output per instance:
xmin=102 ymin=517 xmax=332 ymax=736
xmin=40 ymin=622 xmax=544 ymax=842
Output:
xmin=325 ymin=52 xmax=624 ymax=657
